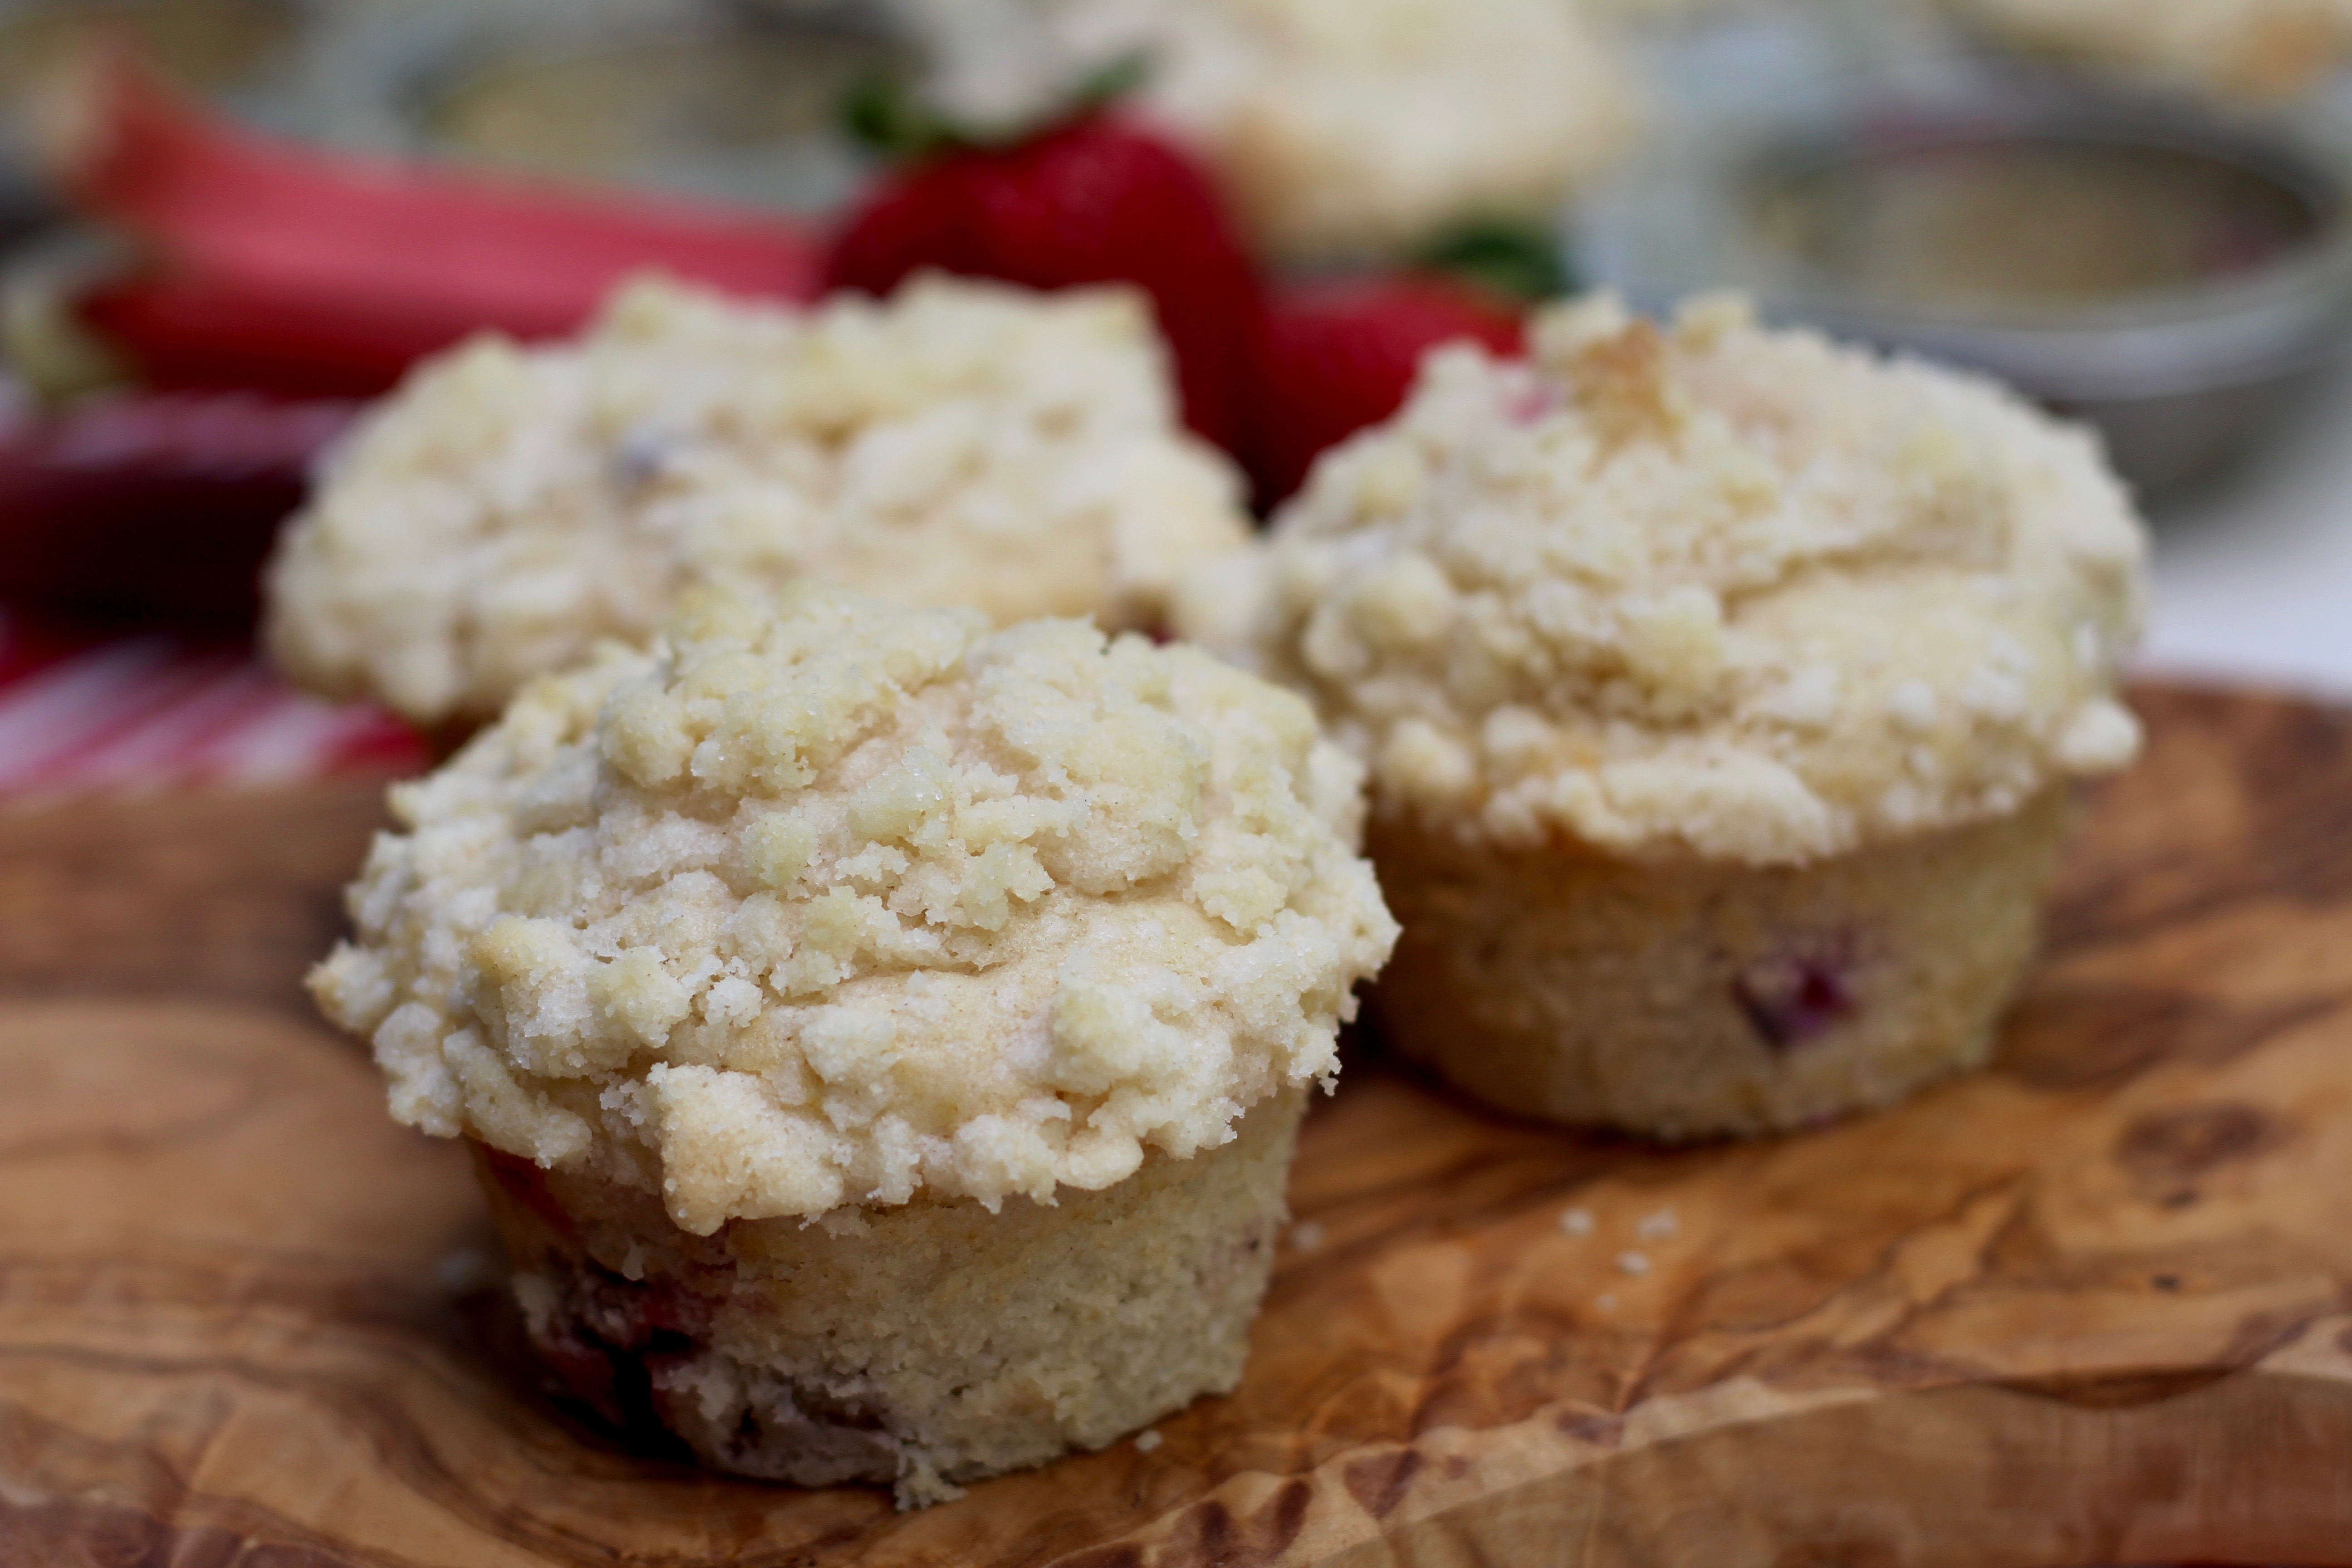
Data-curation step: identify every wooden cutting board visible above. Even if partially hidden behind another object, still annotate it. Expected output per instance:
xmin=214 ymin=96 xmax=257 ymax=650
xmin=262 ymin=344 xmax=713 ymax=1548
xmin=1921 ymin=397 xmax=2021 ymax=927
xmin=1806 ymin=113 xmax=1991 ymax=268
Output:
xmin=6 ymin=683 xmax=2352 ymax=1568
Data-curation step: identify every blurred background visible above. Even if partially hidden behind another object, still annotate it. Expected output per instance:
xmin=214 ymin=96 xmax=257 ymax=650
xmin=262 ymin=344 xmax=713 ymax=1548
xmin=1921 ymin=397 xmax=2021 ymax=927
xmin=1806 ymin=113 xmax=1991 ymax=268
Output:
xmin=2 ymin=0 xmax=2350 ymax=793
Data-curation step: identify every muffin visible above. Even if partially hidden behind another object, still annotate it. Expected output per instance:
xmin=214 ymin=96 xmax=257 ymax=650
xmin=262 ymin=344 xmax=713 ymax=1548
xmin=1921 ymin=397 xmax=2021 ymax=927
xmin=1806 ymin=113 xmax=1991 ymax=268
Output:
xmin=914 ymin=0 xmax=1632 ymax=263
xmin=264 ymin=274 xmax=1251 ymax=731
xmin=1943 ymin=0 xmax=2352 ymax=99
xmin=1177 ymin=294 xmax=2147 ymax=1138
xmin=309 ymin=585 xmax=1396 ymax=1504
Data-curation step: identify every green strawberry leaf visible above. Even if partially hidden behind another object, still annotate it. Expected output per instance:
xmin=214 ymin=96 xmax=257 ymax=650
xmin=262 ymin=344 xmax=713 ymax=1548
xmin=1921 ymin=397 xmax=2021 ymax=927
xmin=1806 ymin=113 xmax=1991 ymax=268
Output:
xmin=1414 ymin=219 xmax=1577 ymax=304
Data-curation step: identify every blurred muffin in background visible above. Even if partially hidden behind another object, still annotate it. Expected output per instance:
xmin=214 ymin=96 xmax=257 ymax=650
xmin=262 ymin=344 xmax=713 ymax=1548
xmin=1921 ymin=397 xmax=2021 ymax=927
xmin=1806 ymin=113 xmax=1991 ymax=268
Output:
xmin=1943 ymin=0 xmax=2352 ymax=99
xmin=1179 ymin=293 xmax=2148 ymax=1138
xmin=1568 ymin=0 xmax=1725 ymax=19
xmin=912 ymin=0 xmax=1633 ymax=263
xmin=265 ymin=274 xmax=1250 ymax=730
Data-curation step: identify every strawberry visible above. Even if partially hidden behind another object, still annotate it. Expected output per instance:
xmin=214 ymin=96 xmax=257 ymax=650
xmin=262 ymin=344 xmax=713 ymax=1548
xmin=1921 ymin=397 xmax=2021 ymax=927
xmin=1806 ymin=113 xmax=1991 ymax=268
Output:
xmin=1249 ymin=274 xmax=1525 ymax=510
xmin=823 ymin=114 xmax=1264 ymax=453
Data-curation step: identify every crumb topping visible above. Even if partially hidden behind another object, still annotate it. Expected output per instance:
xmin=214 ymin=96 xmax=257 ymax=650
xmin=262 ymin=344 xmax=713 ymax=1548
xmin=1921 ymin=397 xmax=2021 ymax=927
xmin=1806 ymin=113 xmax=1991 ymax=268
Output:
xmin=1176 ymin=294 xmax=2149 ymax=864
xmin=314 ymin=587 xmax=1395 ymax=1233
xmin=265 ymin=275 xmax=1250 ymax=726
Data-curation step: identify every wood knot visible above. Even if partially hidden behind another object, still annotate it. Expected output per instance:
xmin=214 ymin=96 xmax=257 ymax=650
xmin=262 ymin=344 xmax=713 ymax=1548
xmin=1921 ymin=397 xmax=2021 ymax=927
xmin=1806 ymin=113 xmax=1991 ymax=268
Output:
xmin=1159 ymin=1480 xmax=1313 ymax=1568
xmin=1773 ymin=1533 xmax=1900 ymax=1568
xmin=1556 ymin=1410 xmax=1623 ymax=1446
xmin=1052 ymin=1547 xmax=1145 ymax=1568
xmin=2115 ymin=1101 xmax=2283 ymax=1197
xmin=1342 ymin=1448 xmax=1422 ymax=1520
xmin=1994 ymin=1367 xmax=2234 ymax=1409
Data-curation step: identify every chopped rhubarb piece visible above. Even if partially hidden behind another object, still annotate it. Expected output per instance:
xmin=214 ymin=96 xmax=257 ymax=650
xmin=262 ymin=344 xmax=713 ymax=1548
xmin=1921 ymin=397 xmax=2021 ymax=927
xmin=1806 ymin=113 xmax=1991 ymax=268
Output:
xmin=0 ymin=391 xmax=354 ymax=628
xmin=51 ymin=54 xmax=820 ymax=395
xmin=1732 ymin=941 xmax=1857 ymax=1050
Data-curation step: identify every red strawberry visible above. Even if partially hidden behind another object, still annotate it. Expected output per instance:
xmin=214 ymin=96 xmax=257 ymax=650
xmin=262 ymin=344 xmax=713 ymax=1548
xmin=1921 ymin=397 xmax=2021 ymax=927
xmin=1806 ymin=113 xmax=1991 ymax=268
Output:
xmin=823 ymin=115 xmax=1264 ymax=453
xmin=1250 ymin=275 xmax=1524 ymax=511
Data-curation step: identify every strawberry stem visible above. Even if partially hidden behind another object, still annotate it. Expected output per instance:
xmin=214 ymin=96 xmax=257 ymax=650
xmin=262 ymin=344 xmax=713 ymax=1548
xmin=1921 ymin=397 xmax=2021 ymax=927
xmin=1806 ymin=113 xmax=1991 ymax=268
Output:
xmin=841 ymin=70 xmax=954 ymax=161
xmin=1414 ymin=219 xmax=1576 ymax=304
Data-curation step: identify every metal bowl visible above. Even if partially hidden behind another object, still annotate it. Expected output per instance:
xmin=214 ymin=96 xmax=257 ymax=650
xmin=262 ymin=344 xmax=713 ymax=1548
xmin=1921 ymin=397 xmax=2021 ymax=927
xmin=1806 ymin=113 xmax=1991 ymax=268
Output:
xmin=1571 ymin=56 xmax=2352 ymax=496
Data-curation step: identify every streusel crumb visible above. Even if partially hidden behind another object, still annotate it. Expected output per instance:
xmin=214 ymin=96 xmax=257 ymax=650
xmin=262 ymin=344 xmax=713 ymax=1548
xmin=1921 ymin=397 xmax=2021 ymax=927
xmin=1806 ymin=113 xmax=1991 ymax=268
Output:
xmin=1178 ymin=293 xmax=2146 ymax=864
xmin=314 ymin=586 xmax=1395 ymax=1234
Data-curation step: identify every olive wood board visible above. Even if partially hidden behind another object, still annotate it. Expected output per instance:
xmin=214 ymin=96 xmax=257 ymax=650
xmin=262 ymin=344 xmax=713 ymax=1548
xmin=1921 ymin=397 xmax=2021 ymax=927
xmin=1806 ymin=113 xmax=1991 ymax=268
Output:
xmin=5 ymin=683 xmax=2352 ymax=1568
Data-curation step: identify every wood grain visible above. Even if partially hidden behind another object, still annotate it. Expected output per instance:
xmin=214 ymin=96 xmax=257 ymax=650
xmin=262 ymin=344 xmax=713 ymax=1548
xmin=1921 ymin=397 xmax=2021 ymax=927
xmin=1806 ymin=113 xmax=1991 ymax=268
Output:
xmin=6 ymin=684 xmax=2352 ymax=1566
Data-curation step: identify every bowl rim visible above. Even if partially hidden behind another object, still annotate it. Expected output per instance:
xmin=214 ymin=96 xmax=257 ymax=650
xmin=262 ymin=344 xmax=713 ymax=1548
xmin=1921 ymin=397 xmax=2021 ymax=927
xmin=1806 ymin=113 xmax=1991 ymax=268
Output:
xmin=1570 ymin=52 xmax=2352 ymax=397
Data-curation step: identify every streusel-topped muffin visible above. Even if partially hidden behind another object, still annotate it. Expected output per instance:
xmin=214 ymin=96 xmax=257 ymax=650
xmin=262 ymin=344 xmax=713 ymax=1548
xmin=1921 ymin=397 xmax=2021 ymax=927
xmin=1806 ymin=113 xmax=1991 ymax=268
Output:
xmin=1945 ymin=0 xmax=2352 ymax=99
xmin=1024 ymin=0 xmax=1632 ymax=261
xmin=1180 ymin=293 xmax=2146 ymax=1137
xmin=266 ymin=275 xmax=1250 ymax=729
xmin=312 ymin=585 xmax=1395 ymax=1504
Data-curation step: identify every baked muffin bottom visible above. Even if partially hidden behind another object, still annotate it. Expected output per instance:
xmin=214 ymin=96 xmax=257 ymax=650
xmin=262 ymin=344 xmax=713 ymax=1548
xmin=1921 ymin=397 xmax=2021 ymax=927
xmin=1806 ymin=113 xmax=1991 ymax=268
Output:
xmin=474 ymin=1088 xmax=1305 ymax=1507
xmin=1370 ymin=789 xmax=2073 ymax=1139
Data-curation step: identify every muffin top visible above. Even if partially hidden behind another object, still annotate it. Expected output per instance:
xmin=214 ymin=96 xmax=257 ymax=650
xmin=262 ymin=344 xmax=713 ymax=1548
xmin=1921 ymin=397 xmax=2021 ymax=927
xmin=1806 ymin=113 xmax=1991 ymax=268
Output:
xmin=1942 ymin=0 xmax=2352 ymax=99
xmin=1017 ymin=0 xmax=1631 ymax=260
xmin=265 ymin=275 xmax=1250 ymax=728
xmin=1176 ymin=294 xmax=2148 ymax=865
xmin=312 ymin=587 xmax=1396 ymax=1234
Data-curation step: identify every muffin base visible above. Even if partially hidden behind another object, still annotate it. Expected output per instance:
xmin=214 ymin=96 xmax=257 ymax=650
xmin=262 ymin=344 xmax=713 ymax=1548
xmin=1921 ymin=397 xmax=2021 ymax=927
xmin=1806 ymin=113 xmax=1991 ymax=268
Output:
xmin=473 ymin=1089 xmax=1304 ymax=1506
xmin=1370 ymin=790 xmax=2074 ymax=1139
